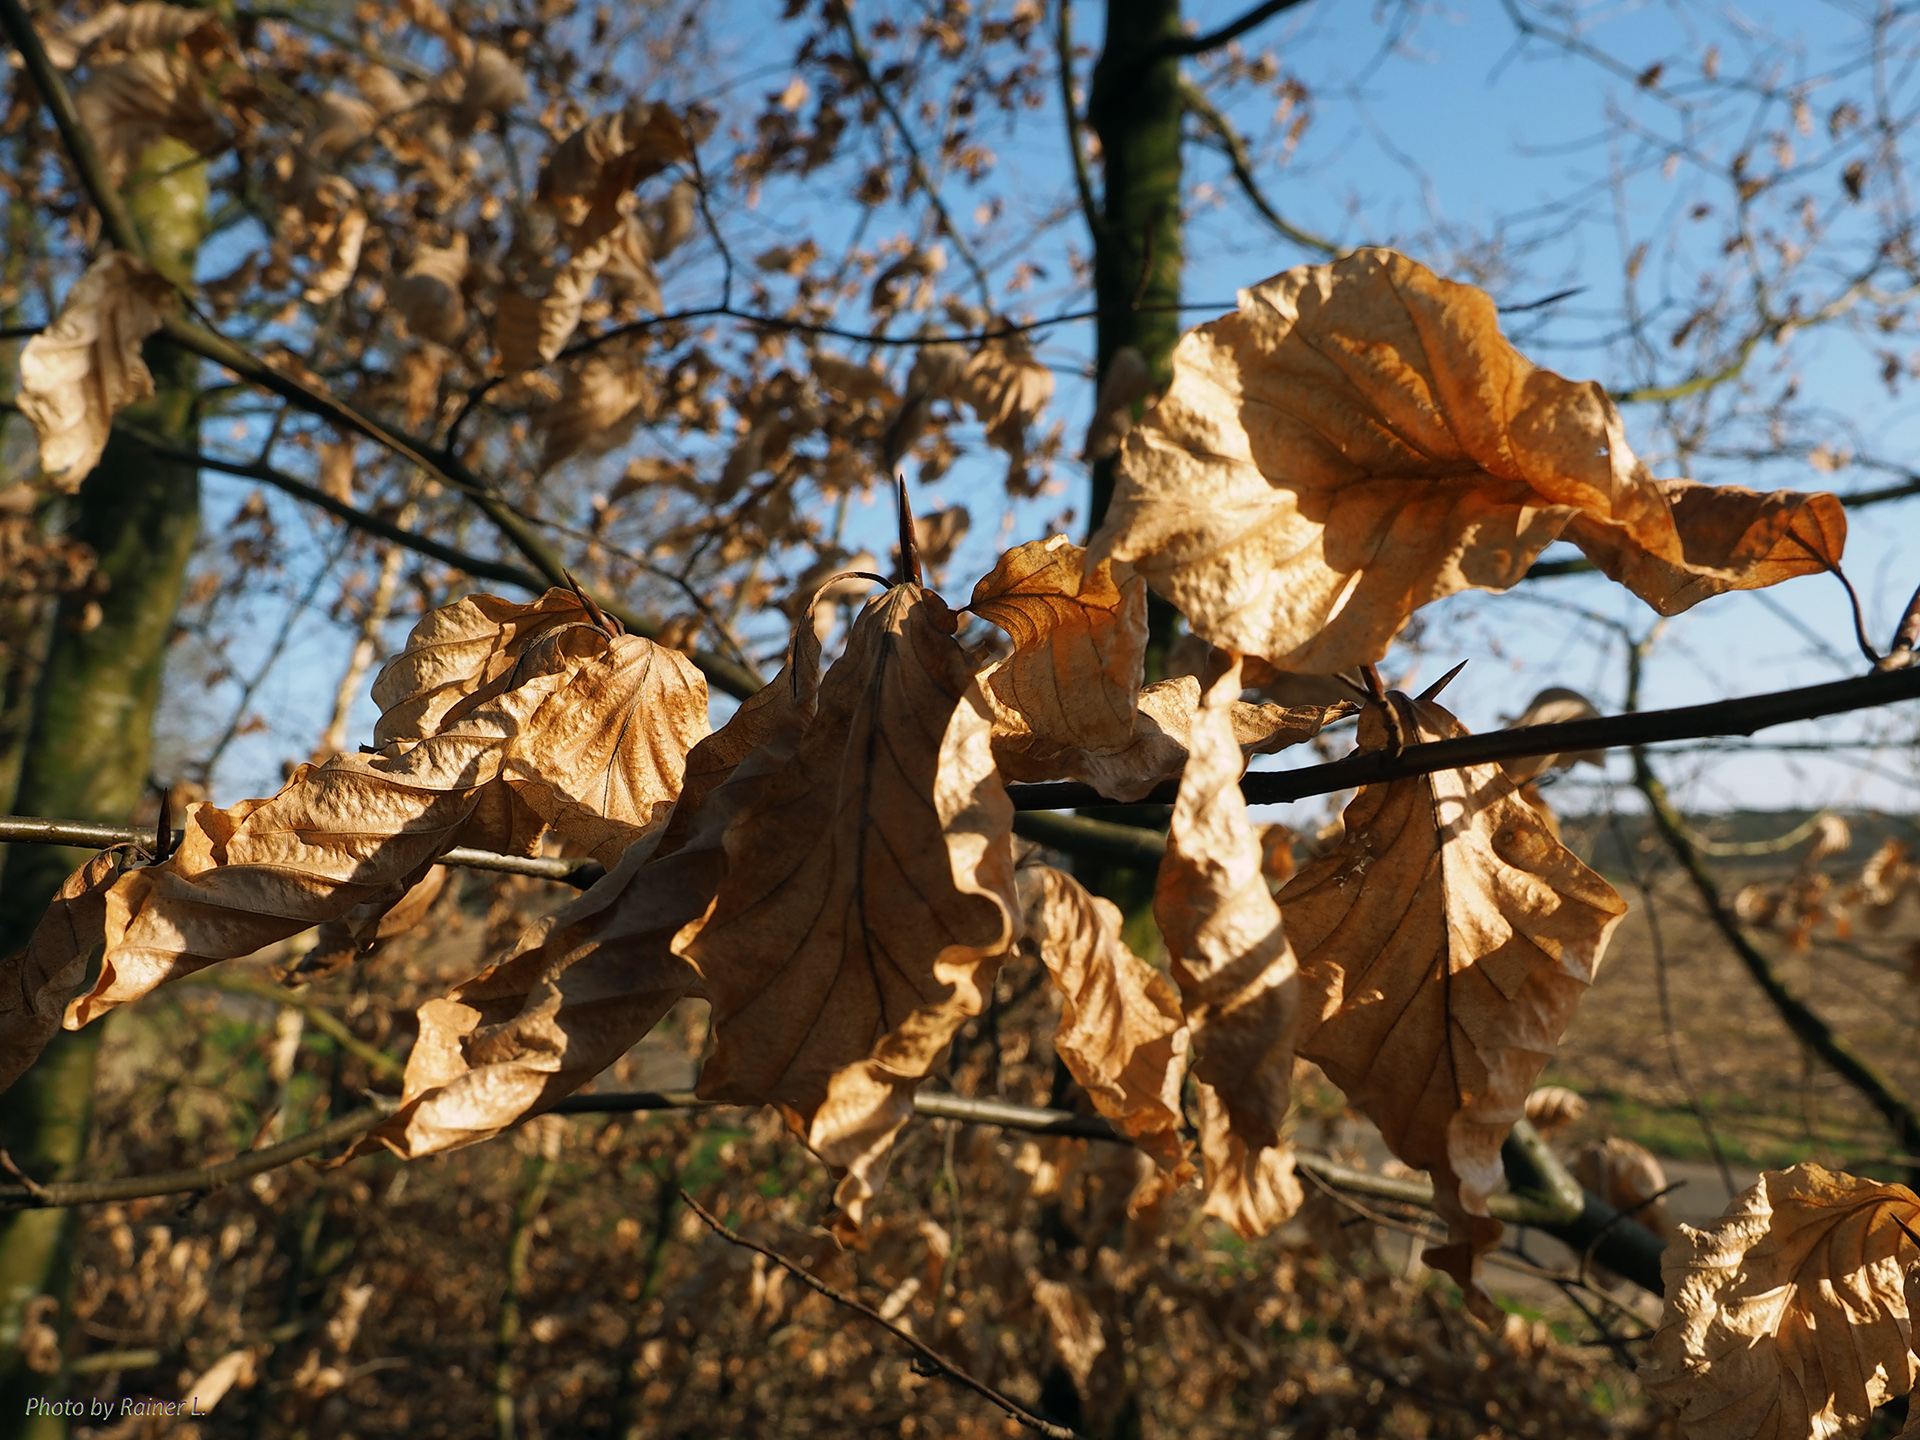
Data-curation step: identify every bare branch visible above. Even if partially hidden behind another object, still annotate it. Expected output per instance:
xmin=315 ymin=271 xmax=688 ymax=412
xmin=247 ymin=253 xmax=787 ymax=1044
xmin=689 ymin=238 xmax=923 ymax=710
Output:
xmin=1633 ymin=750 xmax=1920 ymax=1186
xmin=679 ymin=1190 xmax=1086 ymax=1440
xmin=1054 ymin=0 xmax=1103 ymax=242
xmin=1006 ymin=662 xmax=1920 ymax=811
xmin=1180 ymin=78 xmax=1338 ymax=256
xmin=833 ymin=5 xmax=994 ymax=306
xmin=0 ymin=0 xmax=145 ymax=257
xmin=1149 ymin=0 xmax=1313 ymax=62
xmin=0 ymin=1102 xmax=397 ymax=1211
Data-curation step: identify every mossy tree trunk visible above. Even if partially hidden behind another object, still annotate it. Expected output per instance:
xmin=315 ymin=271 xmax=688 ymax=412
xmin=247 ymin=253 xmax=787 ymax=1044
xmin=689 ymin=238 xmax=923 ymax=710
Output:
xmin=0 ymin=137 xmax=206 ymax=1435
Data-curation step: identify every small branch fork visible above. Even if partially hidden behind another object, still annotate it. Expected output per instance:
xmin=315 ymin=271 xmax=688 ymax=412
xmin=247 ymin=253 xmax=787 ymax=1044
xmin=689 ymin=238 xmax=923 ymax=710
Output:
xmin=679 ymin=1190 xmax=1082 ymax=1439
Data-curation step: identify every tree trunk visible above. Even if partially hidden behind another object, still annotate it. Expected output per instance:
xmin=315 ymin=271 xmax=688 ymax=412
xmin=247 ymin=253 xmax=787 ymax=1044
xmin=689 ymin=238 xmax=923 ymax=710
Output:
xmin=1071 ymin=0 xmax=1188 ymax=930
xmin=1086 ymin=0 xmax=1184 ymax=539
xmin=0 ymin=137 xmax=205 ymax=1436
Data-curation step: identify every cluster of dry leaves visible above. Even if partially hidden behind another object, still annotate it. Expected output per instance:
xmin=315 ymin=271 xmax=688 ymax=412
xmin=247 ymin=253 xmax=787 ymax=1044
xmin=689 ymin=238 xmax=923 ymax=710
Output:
xmin=5 ymin=0 xmax=1073 ymax=666
xmin=7 ymin=226 xmax=1903 ymax=1435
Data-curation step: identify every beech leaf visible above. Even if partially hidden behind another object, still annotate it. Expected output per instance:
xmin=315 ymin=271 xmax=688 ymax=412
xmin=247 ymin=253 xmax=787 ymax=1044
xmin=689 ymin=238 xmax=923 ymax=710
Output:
xmin=1642 ymin=1164 xmax=1920 ymax=1440
xmin=8 ymin=593 xmax=704 ymax=1065
xmin=1091 ymin=248 xmax=1846 ymax=673
xmin=18 ymin=253 xmax=174 ymax=490
xmin=968 ymin=535 xmax=1147 ymax=758
xmin=0 ymin=849 xmax=134 ymax=1094
xmin=681 ymin=584 xmax=1018 ymax=1233
xmin=356 ymin=614 xmax=828 ymax=1158
xmin=1017 ymin=864 xmax=1190 ymax=1189
xmin=1277 ymin=693 xmax=1626 ymax=1304
xmin=1156 ymin=656 xmax=1302 ymax=1237
xmin=984 ymin=671 xmax=1348 ymax=801
xmin=537 ymin=97 xmax=691 ymax=248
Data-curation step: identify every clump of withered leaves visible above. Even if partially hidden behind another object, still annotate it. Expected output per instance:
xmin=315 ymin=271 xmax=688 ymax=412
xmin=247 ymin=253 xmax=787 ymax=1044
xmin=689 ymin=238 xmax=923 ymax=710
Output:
xmin=4 ymin=249 xmax=1890 ymax=1437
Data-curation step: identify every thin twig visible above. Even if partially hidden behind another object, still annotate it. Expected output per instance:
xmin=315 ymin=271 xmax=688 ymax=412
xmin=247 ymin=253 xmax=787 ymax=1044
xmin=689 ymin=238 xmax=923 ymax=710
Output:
xmin=833 ymin=6 xmax=993 ymax=305
xmin=679 ymin=1190 xmax=1083 ymax=1439
xmin=1634 ymin=750 xmax=1920 ymax=1187
xmin=1180 ymin=79 xmax=1338 ymax=255
xmin=1053 ymin=0 xmax=1103 ymax=242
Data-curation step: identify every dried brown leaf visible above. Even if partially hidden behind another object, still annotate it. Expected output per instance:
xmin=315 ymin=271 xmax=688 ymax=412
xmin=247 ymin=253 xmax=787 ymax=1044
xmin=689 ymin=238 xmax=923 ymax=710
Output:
xmin=0 ymin=849 xmax=134 ymax=1094
xmin=389 ymin=235 xmax=469 ymax=346
xmin=1017 ymin=865 xmax=1190 ymax=1185
xmin=495 ymin=237 xmax=611 ymax=375
xmin=1156 ymin=657 xmax=1302 ymax=1237
xmin=45 ymin=2 xmax=228 ymax=69
xmin=18 ymin=253 xmax=173 ymax=489
xmin=21 ymin=594 xmax=703 ymax=1049
xmin=682 ymin=585 xmax=1018 ymax=1233
xmin=1501 ymin=686 xmax=1605 ymax=783
xmin=1572 ymin=1136 xmax=1672 ymax=1240
xmin=985 ymin=671 xmax=1347 ymax=801
xmin=356 ymin=620 xmax=828 ymax=1159
xmin=301 ymin=177 xmax=366 ymax=303
xmin=968 ymin=535 xmax=1147 ymax=759
xmin=538 ymin=97 xmax=691 ymax=248
xmin=1278 ymin=694 xmax=1626 ymax=1304
xmin=1092 ymin=248 xmax=1846 ymax=673
xmin=76 ymin=49 xmax=224 ymax=180
xmin=1642 ymin=1164 xmax=1920 ymax=1439
xmin=538 ymin=348 xmax=654 ymax=471
xmin=299 ymin=865 xmax=449 ymax=982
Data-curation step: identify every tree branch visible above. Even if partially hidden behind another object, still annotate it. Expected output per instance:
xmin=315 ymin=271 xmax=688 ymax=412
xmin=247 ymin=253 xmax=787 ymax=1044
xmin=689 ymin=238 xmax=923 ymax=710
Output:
xmin=0 ymin=1101 xmax=396 ymax=1210
xmin=834 ymin=5 xmax=994 ymax=306
xmin=1180 ymin=78 xmax=1338 ymax=255
xmin=113 ymin=422 xmax=549 ymax=593
xmin=1005 ymin=662 xmax=1920 ymax=811
xmin=1149 ymin=0 xmax=1313 ymax=61
xmin=1054 ymin=0 xmax=1104 ymax=243
xmin=1633 ymin=750 xmax=1920 ymax=1186
xmin=680 ymin=1189 xmax=1083 ymax=1438
xmin=0 ymin=0 xmax=145 ymax=257
xmin=0 ymin=816 xmax=607 ymax=887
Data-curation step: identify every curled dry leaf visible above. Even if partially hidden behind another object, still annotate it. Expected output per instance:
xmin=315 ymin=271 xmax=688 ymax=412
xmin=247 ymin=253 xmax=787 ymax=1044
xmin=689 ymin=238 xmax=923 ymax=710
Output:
xmin=1501 ymin=686 xmax=1605 ymax=784
xmin=298 ymin=865 xmax=449 ymax=982
xmin=76 ymin=48 xmax=225 ymax=180
xmin=538 ymin=97 xmax=691 ymax=248
xmin=1031 ymin=1278 xmax=1105 ymax=1388
xmin=956 ymin=333 xmax=1056 ymax=490
xmin=1572 ymin=1136 xmax=1672 ymax=1240
xmin=1642 ymin=1163 xmax=1920 ymax=1440
xmin=311 ymin=91 xmax=378 ymax=164
xmin=988 ymin=671 xmax=1348 ymax=802
xmin=969 ymin=535 xmax=1147 ymax=760
xmin=600 ymin=214 xmax=662 ymax=314
xmin=0 ymin=849 xmax=135 ymax=1094
xmin=356 ymin=622 xmax=827 ymax=1160
xmin=882 ymin=338 xmax=969 ymax=468
xmin=538 ymin=348 xmax=654 ymax=471
xmin=1521 ymin=1084 xmax=1588 ymax=1139
xmin=12 ymin=593 xmax=705 ymax=1060
xmin=1278 ymin=693 xmax=1625 ymax=1305
xmin=646 ymin=179 xmax=698 ymax=259
xmin=1156 ymin=657 xmax=1302 ymax=1237
xmin=495 ymin=237 xmax=611 ymax=375
xmin=1092 ymin=248 xmax=1846 ymax=674
xmin=682 ymin=584 xmax=1018 ymax=1234
xmin=44 ymin=2 xmax=228 ymax=69
xmin=390 ymin=235 xmax=469 ymax=345
xmin=18 ymin=252 xmax=174 ymax=489
xmin=1017 ymin=865 xmax=1190 ymax=1188
xmin=911 ymin=506 xmax=970 ymax=573
xmin=812 ymin=352 xmax=898 ymax=407
xmin=301 ymin=177 xmax=367 ymax=303
xmin=443 ymin=43 xmax=527 ymax=133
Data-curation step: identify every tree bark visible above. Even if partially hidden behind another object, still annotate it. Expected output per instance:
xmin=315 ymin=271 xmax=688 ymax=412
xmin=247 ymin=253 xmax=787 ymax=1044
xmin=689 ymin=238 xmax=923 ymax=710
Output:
xmin=0 ymin=136 xmax=205 ymax=1435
